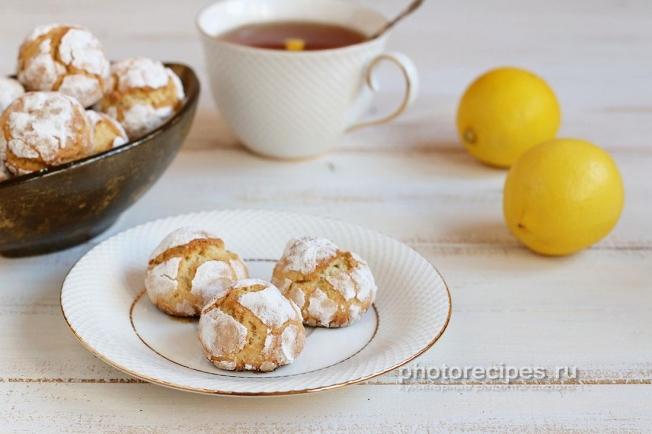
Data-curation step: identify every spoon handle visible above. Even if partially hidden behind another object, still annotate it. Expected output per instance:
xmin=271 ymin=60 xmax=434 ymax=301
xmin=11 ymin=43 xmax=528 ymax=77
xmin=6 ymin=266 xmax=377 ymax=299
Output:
xmin=370 ymin=0 xmax=426 ymax=39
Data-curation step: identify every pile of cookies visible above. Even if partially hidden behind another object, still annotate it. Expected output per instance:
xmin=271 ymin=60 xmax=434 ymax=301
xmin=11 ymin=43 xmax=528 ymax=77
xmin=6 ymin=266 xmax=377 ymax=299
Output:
xmin=0 ymin=24 xmax=186 ymax=181
xmin=145 ymin=228 xmax=378 ymax=372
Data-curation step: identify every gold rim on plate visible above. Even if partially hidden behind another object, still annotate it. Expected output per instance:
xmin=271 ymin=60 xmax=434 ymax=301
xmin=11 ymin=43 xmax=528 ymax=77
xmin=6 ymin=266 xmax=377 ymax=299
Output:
xmin=61 ymin=280 xmax=451 ymax=396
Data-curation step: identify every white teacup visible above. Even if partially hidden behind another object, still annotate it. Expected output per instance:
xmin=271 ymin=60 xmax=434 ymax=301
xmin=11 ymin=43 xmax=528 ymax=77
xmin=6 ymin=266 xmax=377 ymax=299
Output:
xmin=197 ymin=0 xmax=419 ymax=159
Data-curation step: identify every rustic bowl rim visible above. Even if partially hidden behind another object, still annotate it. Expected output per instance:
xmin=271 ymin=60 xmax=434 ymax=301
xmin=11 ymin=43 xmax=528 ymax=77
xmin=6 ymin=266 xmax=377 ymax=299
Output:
xmin=0 ymin=62 xmax=199 ymax=191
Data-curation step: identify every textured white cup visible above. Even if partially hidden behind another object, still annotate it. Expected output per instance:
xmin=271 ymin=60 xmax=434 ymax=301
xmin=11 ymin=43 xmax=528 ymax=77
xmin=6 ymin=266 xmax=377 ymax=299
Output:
xmin=197 ymin=0 xmax=419 ymax=159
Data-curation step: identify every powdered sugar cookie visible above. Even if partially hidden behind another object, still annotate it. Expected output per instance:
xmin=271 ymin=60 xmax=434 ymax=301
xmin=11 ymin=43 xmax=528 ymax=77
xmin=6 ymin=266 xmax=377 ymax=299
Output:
xmin=99 ymin=58 xmax=185 ymax=139
xmin=0 ymin=138 xmax=9 ymax=182
xmin=17 ymin=24 xmax=110 ymax=107
xmin=0 ymin=91 xmax=91 ymax=175
xmin=86 ymin=110 xmax=128 ymax=154
xmin=0 ymin=77 xmax=25 ymax=114
xmin=145 ymin=227 xmax=249 ymax=317
xmin=271 ymin=236 xmax=377 ymax=328
xmin=198 ymin=279 xmax=306 ymax=372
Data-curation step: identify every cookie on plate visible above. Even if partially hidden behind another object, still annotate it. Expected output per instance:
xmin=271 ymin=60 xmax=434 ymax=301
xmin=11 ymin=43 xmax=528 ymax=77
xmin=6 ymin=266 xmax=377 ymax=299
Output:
xmin=86 ymin=110 xmax=128 ymax=154
xmin=198 ymin=279 xmax=306 ymax=372
xmin=17 ymin=24 xmax=110 ymax=108
xmin=0 ymin=91 xmax=91 ymax=176
xmin=145 ymin=227 xmax=249 ymax=317
xmin=99 ymin=58 xmax=184 ymax=139
xmin=271 ymin=236 xmax=377 ymax=328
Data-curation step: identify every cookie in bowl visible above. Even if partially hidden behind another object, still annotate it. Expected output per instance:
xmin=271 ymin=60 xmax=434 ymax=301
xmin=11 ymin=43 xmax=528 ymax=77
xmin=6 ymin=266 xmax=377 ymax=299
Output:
xmin=0 ymin=77 xmax=25 ymax=113
xmin=145 ymin=227 xmax=249 ymax=317
xmin=198 ymin=279 xmax=306 ymax=372
xmin=0 ymin=148 xmax=9 ymax=182
xmin=86 ymin=110 xmax=128 ymax=154
xmin=17 ymin=24 xmax=110 ymax=108
xmin=100 ymin=58 xmax=185 ymax=139
xmin=271 ymin=236 xmax=377 ymax=328
xmin=0 ymin=91 xmax=91 ymax=176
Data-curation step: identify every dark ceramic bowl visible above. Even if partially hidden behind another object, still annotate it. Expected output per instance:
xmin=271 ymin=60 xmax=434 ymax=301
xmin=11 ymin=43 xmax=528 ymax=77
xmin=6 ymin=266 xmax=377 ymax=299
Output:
xmin=0 ymin=63 xmax=199 ymax=257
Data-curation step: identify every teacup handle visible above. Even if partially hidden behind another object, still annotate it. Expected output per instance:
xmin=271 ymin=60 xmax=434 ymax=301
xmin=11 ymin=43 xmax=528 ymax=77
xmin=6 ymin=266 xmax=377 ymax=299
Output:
xmin=347 ymin=52 xmax=419 ymax=132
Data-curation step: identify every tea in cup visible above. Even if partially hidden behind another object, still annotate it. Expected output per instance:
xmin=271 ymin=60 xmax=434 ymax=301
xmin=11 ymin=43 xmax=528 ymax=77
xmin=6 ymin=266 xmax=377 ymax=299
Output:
xmin=197 ymin=0 xmax=419 ymax=159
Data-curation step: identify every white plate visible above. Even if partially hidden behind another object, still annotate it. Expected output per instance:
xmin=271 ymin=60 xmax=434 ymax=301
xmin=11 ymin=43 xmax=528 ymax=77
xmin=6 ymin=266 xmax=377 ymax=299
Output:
xmin=61 ymin=210 xmax=451 ymax=396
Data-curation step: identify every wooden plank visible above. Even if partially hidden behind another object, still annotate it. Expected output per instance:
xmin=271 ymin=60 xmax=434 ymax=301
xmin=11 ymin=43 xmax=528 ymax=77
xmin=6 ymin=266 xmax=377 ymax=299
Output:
xmin=104 ymin=149 xmax=652 ymax=250
xmin=1 ymin=383 xmax=651 ymax=432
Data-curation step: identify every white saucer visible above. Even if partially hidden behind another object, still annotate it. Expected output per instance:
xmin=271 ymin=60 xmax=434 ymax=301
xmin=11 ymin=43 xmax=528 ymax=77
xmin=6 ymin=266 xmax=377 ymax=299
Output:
xmin=61 ymin=209 xmax=451 ymax=396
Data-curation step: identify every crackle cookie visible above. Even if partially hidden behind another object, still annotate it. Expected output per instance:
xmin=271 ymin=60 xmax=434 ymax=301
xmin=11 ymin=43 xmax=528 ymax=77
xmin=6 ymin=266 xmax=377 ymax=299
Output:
xmin=0 ymin=91 xmax=91 ymax=176
xmin=17 ymin=23 xmax=110 ymax=107
xmin=198 ymin=279 xmax=306 ymax=372
xmin=0 ymin=77 xmax=25 ymax=114
xmin=99 ymin=58 xmax=184 ymax=139
xmin=86 ymin=109 xmax=128 ymax=154
xmin=271 ymin=236 xmax=377 ymax=328
xmin=145 ymin=227 xmax=249 ymax=317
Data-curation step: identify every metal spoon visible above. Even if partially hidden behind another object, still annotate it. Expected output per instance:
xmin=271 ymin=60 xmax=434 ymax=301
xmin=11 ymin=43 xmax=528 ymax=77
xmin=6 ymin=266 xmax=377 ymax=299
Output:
xmin=369 ymin=0 xmax=426 ymax=40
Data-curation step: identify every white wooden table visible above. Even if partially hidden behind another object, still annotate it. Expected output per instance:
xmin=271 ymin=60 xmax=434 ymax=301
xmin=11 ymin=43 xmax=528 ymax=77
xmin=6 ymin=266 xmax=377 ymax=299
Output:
xmin=1 ymin=0 xmax=651 ymax=431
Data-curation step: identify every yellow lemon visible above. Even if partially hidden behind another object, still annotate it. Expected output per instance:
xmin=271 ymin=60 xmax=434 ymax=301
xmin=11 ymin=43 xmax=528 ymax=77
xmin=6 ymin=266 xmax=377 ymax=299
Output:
xmin=503 ymin=138 xmax=625 ymax=256
xmin=457 ymin=67 xmax=561 ymax=167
